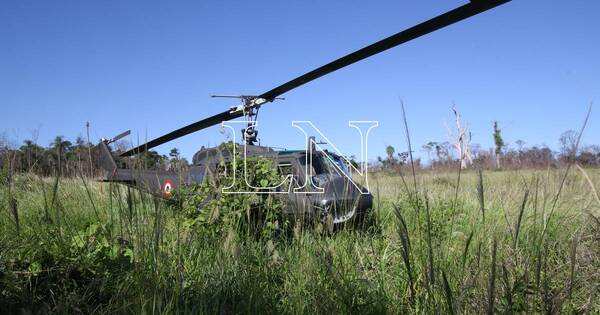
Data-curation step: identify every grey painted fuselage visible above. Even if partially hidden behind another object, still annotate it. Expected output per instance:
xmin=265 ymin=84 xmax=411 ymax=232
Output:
xmin=96 ymin=142 xmax=372 ymax=224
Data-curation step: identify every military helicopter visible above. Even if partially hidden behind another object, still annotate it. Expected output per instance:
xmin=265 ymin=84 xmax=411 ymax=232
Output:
xmin=95 ymin=0 xmax=510 ymax=224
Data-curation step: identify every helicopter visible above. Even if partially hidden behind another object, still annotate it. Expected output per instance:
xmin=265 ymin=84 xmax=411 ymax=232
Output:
xmin=94 ymin=0 xmax=511 ymax=224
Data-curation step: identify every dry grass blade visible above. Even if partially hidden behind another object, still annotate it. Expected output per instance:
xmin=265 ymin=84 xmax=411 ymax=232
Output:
xmin=543 ymin=103 xmax=592 ymax=239
xmin=501 ymin=262 xmax=513 ymax=315
xmin=424 ymin=195 xmax=435 ymax=289
xmin=462 ymin=230 xmax=474 ymax=272
xmin=589 ymin=214 xmax=600 ymax=228
xmin=393 ymin=204 xmax=415 ymax=306
xmin=400 ymin=100 xmax=417 ymax=195
xmin=575 ymin=163 xmax=600 ymax=207
xmin=9 ymin=196 xmax=19 ymax=233
xmin=513 ymin=189 xmax=529 ymax=249
xmin=77 ymin=168 xmax=100 ymax=221
xmin=153 ymin=196 xmax=163 ymax=259
xmin=6 ymin=155 xmax=19 ymax=233
xmin=442 ymin=270 xmax=455 ymax=315
xmin=567 ymin=234 xmax=578 ymax=300
xmin=535 ymin=247 xmax=542 ymax=289
xmin=50 ymin=166 xmax=61 ymax=226
xmin=487 ymin=239 xmax=497 ymax=315
xmin=477 ymin=169 xmax=485 ymax=224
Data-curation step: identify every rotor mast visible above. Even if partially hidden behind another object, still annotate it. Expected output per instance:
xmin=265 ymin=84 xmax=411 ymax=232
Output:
xmin=212 ymin=95 xmax=285 ymax=145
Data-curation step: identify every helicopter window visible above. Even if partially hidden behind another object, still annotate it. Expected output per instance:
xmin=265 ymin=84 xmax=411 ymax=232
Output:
xmin=311 ymin=155 xmax=330 ymax=174
xmin=331 ymin=156 xmax=350 ymax=175
xmin=296 ymin=154 xmax=347 ymax=175
xmin=317 ymin=154 xmax=352 ymax=176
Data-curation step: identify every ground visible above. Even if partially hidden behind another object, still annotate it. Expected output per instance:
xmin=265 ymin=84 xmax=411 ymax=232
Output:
xmin=1 ymin=168 xmax=599 ymax=314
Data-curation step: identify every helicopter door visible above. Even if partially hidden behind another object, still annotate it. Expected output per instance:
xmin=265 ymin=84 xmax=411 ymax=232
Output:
xmin=278 ymin=160 xmax=311 ymax=218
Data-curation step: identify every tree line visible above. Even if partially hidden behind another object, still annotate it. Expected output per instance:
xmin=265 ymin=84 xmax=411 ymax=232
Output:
xmin=2 ymin=125 xmax=599 ymax=179
xmin=375 ymin=128 xmax=600 ymax=172
xmin=0 ymin=134 xmax=188 ymax=178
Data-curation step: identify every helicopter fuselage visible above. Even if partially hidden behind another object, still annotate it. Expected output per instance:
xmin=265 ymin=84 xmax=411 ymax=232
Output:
xmin=96 ymin=141 xmax=373 ymax=224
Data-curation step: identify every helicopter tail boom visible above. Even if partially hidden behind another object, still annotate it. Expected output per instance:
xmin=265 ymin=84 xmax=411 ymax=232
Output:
xmin=94 ymin=140 xmax=187 ymax=196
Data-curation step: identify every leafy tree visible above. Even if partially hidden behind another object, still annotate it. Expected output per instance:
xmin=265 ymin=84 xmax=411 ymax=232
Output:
xmin=169 ymin=148 xmax=188 ymax=171
xmin=386 ymin=145 xmax=395 ymax=161
xmin=422 ymin=142 xmax=437 ymax=167
xmin=493 ymin=121 xmax=504 ymax=168
xmin=141 ymin=150 xmax=164 ymax=169
xmin=384 ymin=145 xmax=396 ymax=169
xmin=436 ymin=142 xmax=450 ymax=161
xmin=75 ymin=136 xmax=85 ymax=147
xmin=169 ymin=148 xmax=180 ymax=160
xmin=577 ymin=145 xmax=600 ymax=166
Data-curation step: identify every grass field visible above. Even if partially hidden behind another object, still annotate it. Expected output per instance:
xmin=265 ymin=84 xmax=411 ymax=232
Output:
xmin=1 ymin=168 xmax=599 ymax=314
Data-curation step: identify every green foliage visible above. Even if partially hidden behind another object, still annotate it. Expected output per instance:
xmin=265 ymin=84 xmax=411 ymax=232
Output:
xmin=0 ymin=221 xmax=133 ymax=313
xmin=169 ymin=142 xmax=287 ymax=239
xmin=0 ymin=158 xmax=7 ymax=186
xmin=68 ymin=222 xmax=134 ymax=271
xmin=385 ymin=145 xmax=395 ymax=160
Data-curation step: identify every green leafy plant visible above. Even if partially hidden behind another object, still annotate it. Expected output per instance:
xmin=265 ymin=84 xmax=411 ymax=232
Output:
xmin=69 ymin=222 xmax=134 ymax=271
xmin=169 ymin=142 xmax=287 ymax=239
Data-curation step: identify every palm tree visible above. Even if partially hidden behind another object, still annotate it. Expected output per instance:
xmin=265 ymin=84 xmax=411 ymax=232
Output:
xmin=51 ymin=136 xmax=73 ymax=175
xmin=73 ymin=136 xmax=87 ymax=171
xmin=385 ymin=145 xmax=396 ymax=169
xmin=169 ymin=148 xmax=181 ymax=171
xmin=19 ymin=139 xmax=44 ymax=172
xmin=20 ymin=140 xmax=35 ymax=171
xmin=422 ymin=141 xmax=437 ymax=169
xmin=386 ymin=145 xmax=395 ymax=160
xmin=169 ymin=148 xmax=180 ymax=161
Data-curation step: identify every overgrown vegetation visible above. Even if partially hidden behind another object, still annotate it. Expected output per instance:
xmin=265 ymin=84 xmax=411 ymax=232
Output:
xmin=167 ymin=143 xmax=287 ymax=239
xmin=1 ymin=163 xmax=599 ymax=313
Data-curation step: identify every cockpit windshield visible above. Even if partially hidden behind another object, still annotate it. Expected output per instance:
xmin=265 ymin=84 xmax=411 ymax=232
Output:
xmin=332 ymin=155 xmax=351 ymax=175
xmin=311 ymin=153 xmax=350 ymax=176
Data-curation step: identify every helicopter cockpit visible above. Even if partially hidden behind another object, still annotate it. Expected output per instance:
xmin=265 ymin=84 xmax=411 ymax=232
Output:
xmin=311 ymin=152 xmax=351 ymax=177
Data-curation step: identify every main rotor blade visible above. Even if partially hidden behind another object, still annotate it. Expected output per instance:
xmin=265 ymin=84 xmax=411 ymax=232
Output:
xmin=120 ymin=109 xmax=243 ymax=157
xmin=259 ymin=0 xmax=510 ymax=101
xmin=119 ymin=0 xmax=509 ymax=157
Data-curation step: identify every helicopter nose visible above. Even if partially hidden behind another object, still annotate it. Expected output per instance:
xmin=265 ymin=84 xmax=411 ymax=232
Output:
xmin=356 ymin=190 xmax=373 ymax=212
xmin=313 ymin=185 xmax=373 ymax=224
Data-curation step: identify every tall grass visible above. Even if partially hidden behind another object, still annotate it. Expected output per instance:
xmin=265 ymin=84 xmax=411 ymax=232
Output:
xmin=1 ymin=167 xmax=599 ymax=313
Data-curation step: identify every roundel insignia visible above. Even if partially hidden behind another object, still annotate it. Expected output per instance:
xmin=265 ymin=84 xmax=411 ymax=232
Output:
xmin=163 ymin=179 xmax=173 ymax=196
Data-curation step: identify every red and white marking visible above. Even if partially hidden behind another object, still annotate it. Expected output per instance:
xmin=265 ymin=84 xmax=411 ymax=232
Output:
xmin=163 ymin=179 xmax=173 ymax=196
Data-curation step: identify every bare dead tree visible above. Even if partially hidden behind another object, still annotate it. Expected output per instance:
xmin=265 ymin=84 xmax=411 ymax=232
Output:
xmin=559 ymin=130 xmax=578 ymax=163
xmin=465 ymin=131 xmax=473 ymax=166
xmin=447 ymin=105 xmax=472 ymax=169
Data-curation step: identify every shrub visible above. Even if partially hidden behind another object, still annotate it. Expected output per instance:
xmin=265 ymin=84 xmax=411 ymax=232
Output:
xmin=169 ymin=143 xmax=287 ymax=239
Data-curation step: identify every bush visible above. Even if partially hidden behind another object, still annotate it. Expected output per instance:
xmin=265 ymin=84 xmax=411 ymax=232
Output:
xmin=169 ymin=143 xmax=288 ymax=239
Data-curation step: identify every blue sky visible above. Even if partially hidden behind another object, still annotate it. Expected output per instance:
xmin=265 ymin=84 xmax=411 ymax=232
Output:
xmin=1 ymin=0 xmax=599 ymax=162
